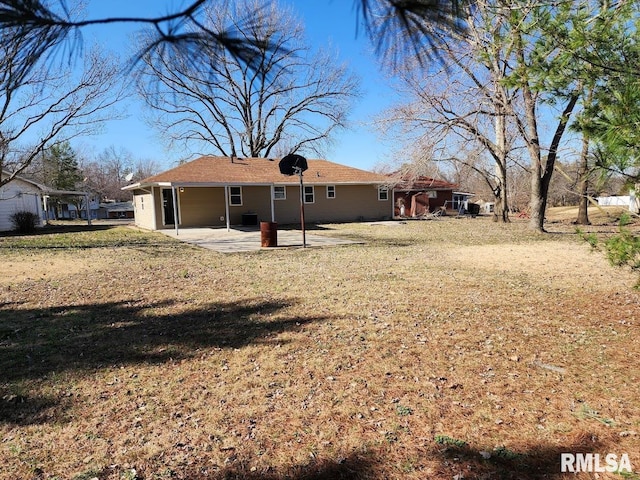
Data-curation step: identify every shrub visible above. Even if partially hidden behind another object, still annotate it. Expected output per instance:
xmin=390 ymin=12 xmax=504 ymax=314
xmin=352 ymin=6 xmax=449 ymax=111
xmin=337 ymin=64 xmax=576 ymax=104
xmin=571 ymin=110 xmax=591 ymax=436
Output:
xmin=604 ymin=214 xmax=640 ymax=270
xmin=10 ymin=210 xmax=39 ymax=234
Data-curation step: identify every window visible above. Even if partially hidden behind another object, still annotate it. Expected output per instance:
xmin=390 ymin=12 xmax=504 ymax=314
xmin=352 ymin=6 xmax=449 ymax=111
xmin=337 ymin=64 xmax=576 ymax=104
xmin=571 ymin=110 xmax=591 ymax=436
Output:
xmin=273 ymin=186 xmax=286 ymax=200
xmin=229 ymin=186 xmax=242 ymax=206
xmin=140 ymin=197 xmax=144 ymax=210
xmin=304 ymin=185 xmax=315 ymax=204
xmin=326 ymin=185 xmax=336 ymax=199
xmin=378 ymin=186 xmax=389 ymax=201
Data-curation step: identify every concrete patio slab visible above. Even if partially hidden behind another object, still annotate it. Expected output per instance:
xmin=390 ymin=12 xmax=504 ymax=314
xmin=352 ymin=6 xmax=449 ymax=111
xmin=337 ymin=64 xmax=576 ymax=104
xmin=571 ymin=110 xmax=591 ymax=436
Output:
xmin=161 ymin=227 xmax=360 ymax=253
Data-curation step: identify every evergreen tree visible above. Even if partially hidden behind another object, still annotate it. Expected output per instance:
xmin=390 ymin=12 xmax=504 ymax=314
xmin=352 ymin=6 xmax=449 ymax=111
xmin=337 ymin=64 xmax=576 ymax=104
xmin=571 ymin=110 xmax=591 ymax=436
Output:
xmin=45 ymin=142 xmax=82 ymax=192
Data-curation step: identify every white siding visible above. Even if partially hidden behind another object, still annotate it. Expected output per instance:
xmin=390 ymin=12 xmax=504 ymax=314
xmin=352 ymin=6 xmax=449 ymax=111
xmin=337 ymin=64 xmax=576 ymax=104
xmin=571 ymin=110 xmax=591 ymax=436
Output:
xmin=0 ymin=178 xmax=44 ymax=232
xmin=597 ymin=196 xmax=631 ymax=206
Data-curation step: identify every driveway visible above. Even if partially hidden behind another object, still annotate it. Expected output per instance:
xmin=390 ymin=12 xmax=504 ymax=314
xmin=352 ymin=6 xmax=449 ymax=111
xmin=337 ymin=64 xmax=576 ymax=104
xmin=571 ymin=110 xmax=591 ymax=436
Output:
xmin=161 ymin=226 xmax=360 ymax=253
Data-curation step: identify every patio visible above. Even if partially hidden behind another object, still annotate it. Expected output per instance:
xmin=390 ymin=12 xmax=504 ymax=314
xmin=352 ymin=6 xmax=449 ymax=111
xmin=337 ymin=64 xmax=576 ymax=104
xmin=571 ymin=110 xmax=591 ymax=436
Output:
xmin=160 ymin=226 xmax=360 ymax=253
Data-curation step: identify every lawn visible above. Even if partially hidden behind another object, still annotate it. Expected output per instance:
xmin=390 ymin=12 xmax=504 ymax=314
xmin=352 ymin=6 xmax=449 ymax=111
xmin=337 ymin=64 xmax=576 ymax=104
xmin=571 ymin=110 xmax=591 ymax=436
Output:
xmin=1 ymin=212 xmax=639 ymax=479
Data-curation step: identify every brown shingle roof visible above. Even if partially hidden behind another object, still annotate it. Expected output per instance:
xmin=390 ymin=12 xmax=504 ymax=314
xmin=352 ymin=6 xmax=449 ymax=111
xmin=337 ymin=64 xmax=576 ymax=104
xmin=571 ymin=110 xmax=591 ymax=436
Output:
xmin=135 ymin=156 xmax=387 ymax=186
xmin=393 ymin=175 xmax=459 ymax=191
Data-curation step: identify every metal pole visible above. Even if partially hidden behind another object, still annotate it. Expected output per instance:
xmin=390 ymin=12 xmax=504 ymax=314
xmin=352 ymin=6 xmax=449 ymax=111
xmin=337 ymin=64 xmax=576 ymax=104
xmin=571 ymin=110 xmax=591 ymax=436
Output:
xmin=270 ymin=184 xmax=275 ymax=222
xmin=225 ymin=185 xmax=231 ymax=232
xmin=298 ymin=169 xmax=306 ymax=248
xmin=172 ymin=186 xmax=179 ymax=236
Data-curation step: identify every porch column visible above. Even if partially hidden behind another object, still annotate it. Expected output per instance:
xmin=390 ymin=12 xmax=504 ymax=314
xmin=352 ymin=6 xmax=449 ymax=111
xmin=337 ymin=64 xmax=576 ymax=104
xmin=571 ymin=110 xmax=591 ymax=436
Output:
xmin=172 ymin=186 xmax=179 ymax=236
xmin=224 ymin=185 xmax=231 ymax=232
xmin=270 ymin=185 xmax=275 ymax=222
xmin=85 ymin=194 xmax=91 ymax=226
xmin=43 ymin=195 xmax=49 ymax=225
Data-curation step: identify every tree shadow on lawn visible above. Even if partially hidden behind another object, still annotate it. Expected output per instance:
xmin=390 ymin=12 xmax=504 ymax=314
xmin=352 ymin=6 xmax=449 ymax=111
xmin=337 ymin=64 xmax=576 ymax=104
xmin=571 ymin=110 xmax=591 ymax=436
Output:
xmin=169 ymin=452 xmax=378 ymax=480
xmin=0 ymin=297 xmax=325 ymax=425
xmin=428 ymin=432 xmax=613 ymax=479
xmin=104 ymin=434 xmax=613 ymax=480
xmin=0 ymin=223 xmax=117 ymax=238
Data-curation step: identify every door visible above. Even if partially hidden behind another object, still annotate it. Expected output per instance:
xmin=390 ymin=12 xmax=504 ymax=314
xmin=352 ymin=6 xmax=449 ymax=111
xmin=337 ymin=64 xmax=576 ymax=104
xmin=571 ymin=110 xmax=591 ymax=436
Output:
xmin=162 ymin=188 xmax=179 ymax=225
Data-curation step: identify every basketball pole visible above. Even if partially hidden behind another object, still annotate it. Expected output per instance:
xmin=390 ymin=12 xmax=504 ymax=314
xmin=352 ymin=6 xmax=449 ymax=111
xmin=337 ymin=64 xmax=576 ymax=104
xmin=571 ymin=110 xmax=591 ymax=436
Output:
xmin=296 ymin=167 xmax=307 ymax=248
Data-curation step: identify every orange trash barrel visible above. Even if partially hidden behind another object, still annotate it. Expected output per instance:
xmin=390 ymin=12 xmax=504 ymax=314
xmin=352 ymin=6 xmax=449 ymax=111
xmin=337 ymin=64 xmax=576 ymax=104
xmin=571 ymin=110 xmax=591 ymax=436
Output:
xmin=260 ymin=221 xmax=278 ymax=247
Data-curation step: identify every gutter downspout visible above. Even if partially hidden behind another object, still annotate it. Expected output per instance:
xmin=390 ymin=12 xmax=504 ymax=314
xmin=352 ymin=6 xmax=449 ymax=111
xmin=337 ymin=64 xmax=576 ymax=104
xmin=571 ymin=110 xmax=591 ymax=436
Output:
xmin=225 ymin=185 xmax=231 ymax=232
xmin=172 ymin=186 xmax=179 ymax=236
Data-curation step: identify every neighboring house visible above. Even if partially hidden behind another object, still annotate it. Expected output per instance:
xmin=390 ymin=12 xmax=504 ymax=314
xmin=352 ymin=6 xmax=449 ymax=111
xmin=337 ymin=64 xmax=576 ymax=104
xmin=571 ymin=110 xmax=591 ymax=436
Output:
xmin=597 ymin=195 xmax=631 ymax=207
xmin=122 ymin=156 xmax=393 ymax=230
xmin=0 ymin=170 xmax=91 ymax=232
xmin=98 ymin=201 xmax=134 ymax=219
xmin=597 ymin=194 xmax=640 ymax=214
xmin=0 ymin=171 xmax=47 ymax=231
xmin=52 ymin=197 xmax=100 ymax=220
xmin=392 ymin=175 xmax=474 ymax=217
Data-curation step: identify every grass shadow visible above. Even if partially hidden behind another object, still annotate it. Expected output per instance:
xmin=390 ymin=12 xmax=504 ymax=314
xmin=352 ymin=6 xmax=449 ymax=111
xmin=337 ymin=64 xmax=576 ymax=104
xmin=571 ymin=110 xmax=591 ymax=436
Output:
xmin=430 ymin=432 xmax=615 ymax=479
xmin=0 ymin=223 xmax=117 ymax=238
xmin=102 ymin=452 xmax=379 ymax=480
xmin=0 ymin=392 xmax=70 ymax=426
xmin=0 ymin=297 xmax=328 ymax=425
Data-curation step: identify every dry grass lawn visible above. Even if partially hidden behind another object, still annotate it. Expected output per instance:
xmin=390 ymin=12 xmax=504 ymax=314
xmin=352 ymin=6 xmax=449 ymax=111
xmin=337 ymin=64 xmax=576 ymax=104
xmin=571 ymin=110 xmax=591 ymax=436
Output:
xmin=1 ymin=209 xmax=639 ymax=480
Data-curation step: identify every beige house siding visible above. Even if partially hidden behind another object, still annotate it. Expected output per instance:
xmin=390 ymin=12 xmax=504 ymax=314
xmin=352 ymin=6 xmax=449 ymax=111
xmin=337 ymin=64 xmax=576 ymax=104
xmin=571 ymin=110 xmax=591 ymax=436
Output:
xmin=177 ymin=187 xmax=226 ymax=227
xmin=227 ymin=185 xmax=272 ymax=225
xmin=273 ymin=186 xmax=300 ymax=224
xmin=132 ymin=189 xmax=156 ymax=230
xmin=147 ymin=185 xmax=275 ymax=229
xmin=274 ymin=184 xmax=391 ymax=224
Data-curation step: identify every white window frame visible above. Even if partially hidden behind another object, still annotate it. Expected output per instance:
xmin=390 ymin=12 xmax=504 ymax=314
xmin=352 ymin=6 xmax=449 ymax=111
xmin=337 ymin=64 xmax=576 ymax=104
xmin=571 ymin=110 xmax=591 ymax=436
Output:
xmin=229 ymin=186 xmax=243 ymax=206
xmin=273 ymin=186 xmax=286 ymax=200
xmin=326 ymin=185 xmax=336 ymax=199
xmin=304 ymin=185 xmax=315 ymax=204
xmin=378 ymin=186 xmax=389 ymax=201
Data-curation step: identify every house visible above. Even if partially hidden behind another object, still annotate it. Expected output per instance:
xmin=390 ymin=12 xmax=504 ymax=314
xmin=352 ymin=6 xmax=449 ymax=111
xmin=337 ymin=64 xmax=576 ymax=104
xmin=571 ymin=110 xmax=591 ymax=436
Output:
xmin=0 ymin=171 xmax=47 ymax=231
xmin=0 ymin=170 xmax=92 ymax=232
xmin=391 ymin=175 xmax=474 ymax=217
xmin=122 ymin=156 xmax=393 ymax=231
xmin=597 ymin=194 xmax=640 ymax=213
xmin=98 ymin=201 xmax=134 ymax=219
xmin=49 ymin=197 xmax=100 ymax=220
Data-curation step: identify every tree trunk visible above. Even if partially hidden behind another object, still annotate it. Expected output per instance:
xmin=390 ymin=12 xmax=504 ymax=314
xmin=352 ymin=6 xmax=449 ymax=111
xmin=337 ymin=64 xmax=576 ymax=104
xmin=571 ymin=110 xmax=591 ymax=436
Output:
xmin=529 ymin=171 xmax=546 ymax=231
xmin=529 ymin=94 xmax=579 ymax=232
xmin=575 ymin=134 xmax=591 ymax=225
xmin=492 ymin=103 xmax=510 ymax=223
xmin=492 ymin=162 xmax=510 ymax=223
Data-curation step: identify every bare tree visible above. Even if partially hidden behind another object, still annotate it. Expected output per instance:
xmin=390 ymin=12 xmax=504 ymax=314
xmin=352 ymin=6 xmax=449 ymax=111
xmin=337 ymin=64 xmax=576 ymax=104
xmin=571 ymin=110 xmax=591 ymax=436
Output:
xmin=137 ymin=0 xmax=360 ymax=159
xmin=0 ymin=33 xmax=124 ymax=188
xmin=376 ymin=2 xmax=519 ymax=222
xmin=79 ymin=146 xmax=157 ymax=202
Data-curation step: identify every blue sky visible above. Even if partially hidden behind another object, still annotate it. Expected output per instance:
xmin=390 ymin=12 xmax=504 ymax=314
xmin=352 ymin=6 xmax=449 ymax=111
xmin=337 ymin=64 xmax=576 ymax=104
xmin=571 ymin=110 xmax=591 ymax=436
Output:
xmin=78 ymin=0 xmax=397 ymax=172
